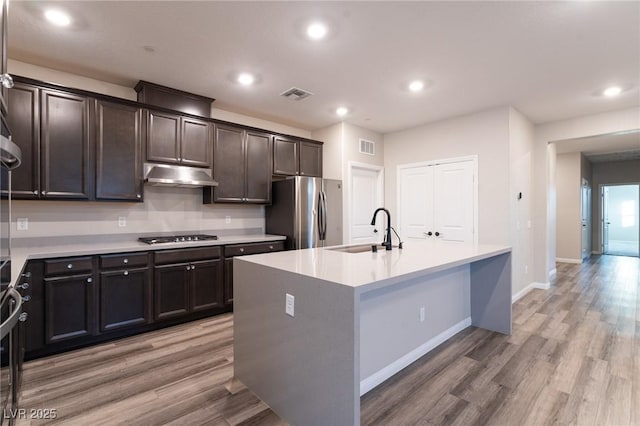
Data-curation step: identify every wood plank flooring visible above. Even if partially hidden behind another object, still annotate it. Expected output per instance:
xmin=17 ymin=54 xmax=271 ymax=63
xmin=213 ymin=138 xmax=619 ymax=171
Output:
xmin=16 ymin=255 xmax=640 ymax=425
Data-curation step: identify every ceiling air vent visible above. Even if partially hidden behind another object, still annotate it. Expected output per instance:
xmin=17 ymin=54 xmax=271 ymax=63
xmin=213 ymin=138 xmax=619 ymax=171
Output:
xmin=359 ymin=139 xmax=375 ymax=156
xmin=280 ymin=87 xmax=313 ymax=101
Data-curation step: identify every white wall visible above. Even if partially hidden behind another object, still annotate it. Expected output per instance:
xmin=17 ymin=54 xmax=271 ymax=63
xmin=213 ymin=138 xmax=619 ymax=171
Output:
xmin=311 ymin=123 xmax=343 ymax=181
xmin=532 ymin=107 xmax=640 ymax=282
xmin=384 ymin=107 xmax=511 ymax=246
xmin=591 ymin=160 xmax=640 ymax=252
xmin=555 ymin=152 xmax=582 ymax=261
xmin=8 ymin=60 xmax=312 ymax=238
xmin=508 ymin=107 xmax=535 ymax=294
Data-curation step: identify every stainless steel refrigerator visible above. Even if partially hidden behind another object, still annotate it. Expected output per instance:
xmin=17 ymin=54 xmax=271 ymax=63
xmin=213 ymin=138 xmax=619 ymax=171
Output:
xmin=266 ymin=177 xmax=342 ymax=249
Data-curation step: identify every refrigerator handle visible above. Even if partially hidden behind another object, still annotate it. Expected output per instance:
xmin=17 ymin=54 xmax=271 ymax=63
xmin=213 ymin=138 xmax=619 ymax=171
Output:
xmin=320 ymin=191 xmax=328 ymax=240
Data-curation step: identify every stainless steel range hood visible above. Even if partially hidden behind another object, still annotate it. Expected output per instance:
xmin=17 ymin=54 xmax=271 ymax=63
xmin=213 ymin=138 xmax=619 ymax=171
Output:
xmin=143 ymin=163 xmax=218 ymax=187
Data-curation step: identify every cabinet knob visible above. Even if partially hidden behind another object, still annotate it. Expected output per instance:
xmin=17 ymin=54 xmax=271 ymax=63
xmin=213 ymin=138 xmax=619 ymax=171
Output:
xmin=33 ymin=190 xmax=39 ymax=195
xmin=22 ymin=295 xmax=31 ymax=302
xmin=0 ymin=73 xmax=14 ymax=89
xmin=123 ymin=271 xmax=129 ymax=276
xmin=191 ymin=265 xmax=196 ymax=270
xmin=19 ymin=312 xmax=28 ymax=322
xmin=87 ymin=278 xmax=93 ymax=283
xmin=186 ymin=265 xmax=191 ymax=270
xmin=137 ymin=194 xmax=141 ymax=199
xmin=17 ymin=283 xmax=29 ymax=290
xmin=67 ymin=263 xmax=73 ymax=269
xmin=123 ymin=258 xmax=128 ymax=264
xmin=42 ymin=191 xmax=47 ymax=196
xmin=239 ymin=248 xmax=244 ymax=253
xmin=21 ymin=272 xmax=31 ymax=278
xmin=269 ymin=245 xmax=274 ymax=250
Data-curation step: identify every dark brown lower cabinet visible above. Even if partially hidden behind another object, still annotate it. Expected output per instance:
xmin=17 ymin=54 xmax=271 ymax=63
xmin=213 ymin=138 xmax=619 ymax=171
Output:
xmin=99 ymin=267 xmax=152 ymax=332
xmin=224 ymin=258 xmax=233 ymax=306
xmin=44 ymin=273 xmax=97 ymax=344
xmin=154 ymin=263 xmax=191 ymax=320
xmin=190 ymin=259 xmax=224 ymax=312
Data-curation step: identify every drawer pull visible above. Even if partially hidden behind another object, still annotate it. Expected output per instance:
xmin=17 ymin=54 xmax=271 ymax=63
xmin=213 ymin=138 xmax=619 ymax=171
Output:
xmin=124 ymin=271 xmax=129 ymax=276
xmin=269 ymin=245 xmax=274 ymax=250
xmin=123 ymin=258 xmax=129 ymax=264
xmin=239 ymin=248 xmax=245 ymax=253
xmin=87 ymin=278 xmax=93 ymax=283
xmin=67 ymin=263 xmax=73 ymax=269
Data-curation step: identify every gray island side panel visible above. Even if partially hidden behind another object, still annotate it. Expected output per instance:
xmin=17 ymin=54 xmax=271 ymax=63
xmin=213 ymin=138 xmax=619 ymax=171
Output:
xmin=470 ymin=252 xmax=512 ymax=334
xmin=233 ymin=259 xmax=360 ymax=426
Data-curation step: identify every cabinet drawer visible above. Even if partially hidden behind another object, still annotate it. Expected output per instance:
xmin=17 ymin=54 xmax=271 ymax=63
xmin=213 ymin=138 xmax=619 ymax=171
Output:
xmin=154 ymin=246 xmax=222 ymax=265
xmin=45 ymin=257 xmax=93 ymax=276
xmin=100 ymin=252 xmax=149 ymax=269
xmin=224 ymin=241 xmax=285 ymax=257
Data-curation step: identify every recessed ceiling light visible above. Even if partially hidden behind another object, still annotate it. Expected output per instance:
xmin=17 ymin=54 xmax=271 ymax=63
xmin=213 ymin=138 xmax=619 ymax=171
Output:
xmin=603 ymin=86 xmax=622 ymax=97
xmin=237 ymin=73 xmax=255 ymax=86
xmin=408 ymin=80 xmax=424 ymax=92
xmin=44 ymin=9 xmax=71 ymax=27
xmin=336 ymin=106 xmax=348 ymax=117
xmin=307 ymin=22 xmax=328 ymax=40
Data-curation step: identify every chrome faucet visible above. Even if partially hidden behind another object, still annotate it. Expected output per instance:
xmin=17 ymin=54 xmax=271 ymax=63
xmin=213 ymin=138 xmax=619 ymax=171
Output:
xmin=371 ymin=207 xmax=392 ymax=251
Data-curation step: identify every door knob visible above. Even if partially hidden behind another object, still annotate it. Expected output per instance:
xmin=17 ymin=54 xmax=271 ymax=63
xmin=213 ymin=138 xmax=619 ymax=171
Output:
xmin=435 ymin=232 xmax=440 ymax=237
xmin=427 ymin=231 xmax=433 ymax=236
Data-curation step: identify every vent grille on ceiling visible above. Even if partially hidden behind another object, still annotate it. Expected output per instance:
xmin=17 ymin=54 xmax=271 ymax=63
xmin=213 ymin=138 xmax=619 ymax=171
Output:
xmin=359 ymin=139 xmax=375 ymax=156
xmin=280 ymin=87 xmax=313 ymax=101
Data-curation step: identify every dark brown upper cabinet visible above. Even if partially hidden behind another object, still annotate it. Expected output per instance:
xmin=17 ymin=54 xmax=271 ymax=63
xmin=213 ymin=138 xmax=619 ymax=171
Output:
xmin=204 ymin=124 xmax=272 ymax=204
xmin=95 ymin=100 xmax=143 ymax=201
xmin=40 ymin=89 xmax=93 ymax=199
xmin=6 ymin=82 xmax=40 ymax=199
xmin=145 ymin=110 xmax=211 ymax=168
xmin=273 ymin=136 xmax=323 ymax=177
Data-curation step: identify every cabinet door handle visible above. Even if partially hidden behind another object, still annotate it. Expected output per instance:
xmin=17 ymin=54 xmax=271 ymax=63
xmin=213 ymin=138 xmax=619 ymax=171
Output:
xmin=123 ymin=271 xmax=129 ymax=276
xmin=87 ymin=278 xmax=93 ymax=283
xmin=123 ymin=258 xmax=128 ymax=264
xmin=67 ymin=264 xmax=73 ymax=269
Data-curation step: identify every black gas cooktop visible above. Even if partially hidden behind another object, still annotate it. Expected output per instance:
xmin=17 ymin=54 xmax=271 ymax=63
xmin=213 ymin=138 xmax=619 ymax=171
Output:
xmin=138 ymin=234 xmax=218 ymax=245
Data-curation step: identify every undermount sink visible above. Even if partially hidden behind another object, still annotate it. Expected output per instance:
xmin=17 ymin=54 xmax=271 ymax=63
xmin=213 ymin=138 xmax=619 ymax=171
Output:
xmin=327 ymin=244 xmax=399 ymax=254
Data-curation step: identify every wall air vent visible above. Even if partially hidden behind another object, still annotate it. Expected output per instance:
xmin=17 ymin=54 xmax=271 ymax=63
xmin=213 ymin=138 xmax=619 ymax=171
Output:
xmin=359 ymin=139 xmax=375 ymax=156
xmin=280 ymin=87 xmax=313 ymax=101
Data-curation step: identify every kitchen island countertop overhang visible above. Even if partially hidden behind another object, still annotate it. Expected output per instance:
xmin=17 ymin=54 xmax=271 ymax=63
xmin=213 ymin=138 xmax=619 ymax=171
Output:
xmin=233 ymin=239 xmax=512 ymax=426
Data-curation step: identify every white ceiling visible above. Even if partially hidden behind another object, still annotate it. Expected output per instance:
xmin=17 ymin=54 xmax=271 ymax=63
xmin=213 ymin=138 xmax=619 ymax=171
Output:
xmin=554 ymin=130 xmax=640 ymax=162
xmin=9 ymin=1 xmax=640 ymax=134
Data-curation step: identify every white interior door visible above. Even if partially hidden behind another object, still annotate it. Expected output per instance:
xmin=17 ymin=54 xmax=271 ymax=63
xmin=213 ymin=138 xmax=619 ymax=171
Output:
xmin=349 ymin=164 xmax=384 ymax=244
xmin=398 ymin=165 xmax=433 ymax=239
xmin=433 ymin=161 xmax=475 ymax=242
xmin=581 ymin=179 xmax=591 ymax=260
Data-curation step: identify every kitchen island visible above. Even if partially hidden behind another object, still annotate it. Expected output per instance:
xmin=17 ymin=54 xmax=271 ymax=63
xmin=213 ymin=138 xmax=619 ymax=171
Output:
xmin=233 ymin=240 xmax=511 ymax=426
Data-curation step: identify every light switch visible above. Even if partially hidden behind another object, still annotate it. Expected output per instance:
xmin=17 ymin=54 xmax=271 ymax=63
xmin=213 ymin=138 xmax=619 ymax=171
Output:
xmin=118 ymin=217 xmax=127 ymax=227
xmin=286 ymin=293 xmax=295 ymax=317
xmin=17 ymin=218 xmax=28 ymax=231
xmin=225 ymin=216 xmax=232 ymax=224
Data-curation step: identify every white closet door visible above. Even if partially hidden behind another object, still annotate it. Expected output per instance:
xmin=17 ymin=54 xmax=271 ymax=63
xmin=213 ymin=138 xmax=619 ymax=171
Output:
xmin=399 ymin=165 xmax=433 ymax=239
xmin=433 ymin=161 xmax=474 ymax=242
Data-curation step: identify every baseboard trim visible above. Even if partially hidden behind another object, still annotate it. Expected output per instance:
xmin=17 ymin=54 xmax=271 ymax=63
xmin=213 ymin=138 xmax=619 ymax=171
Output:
xmin=359 ymin=317 xmax=472 ymax=396
xmin=512 ymin=282 xmax=551 ymax=303
xmin=592 ymin=251 xmax=601 ymax=255
xmin=556 ymin=257 xmax=582 ymax=264
xmin=549 ymin=268 xmax=557 ymax=279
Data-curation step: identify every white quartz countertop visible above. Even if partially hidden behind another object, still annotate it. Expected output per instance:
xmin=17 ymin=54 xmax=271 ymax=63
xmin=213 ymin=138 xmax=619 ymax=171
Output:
xmin=237 ymin=239 xmax=511 ymax=292
xmin=10 ymin=233 xmax=285 ymax=286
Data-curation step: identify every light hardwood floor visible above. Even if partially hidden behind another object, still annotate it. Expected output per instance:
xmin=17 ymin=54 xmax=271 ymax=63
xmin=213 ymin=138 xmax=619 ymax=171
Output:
xmin=17 ymin=255 xmax=640 ymax=425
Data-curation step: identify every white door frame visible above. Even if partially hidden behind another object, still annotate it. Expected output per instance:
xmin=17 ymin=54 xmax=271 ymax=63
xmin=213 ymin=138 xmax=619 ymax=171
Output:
xmin=397 ymin=155 xmax=478 ymax=244
xmin=346 ymin=161 xmax=385 ymax=244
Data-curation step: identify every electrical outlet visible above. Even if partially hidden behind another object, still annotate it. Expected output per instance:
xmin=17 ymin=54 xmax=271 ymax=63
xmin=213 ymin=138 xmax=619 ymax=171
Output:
xmin=286 ymin=293 xmax=295 ymax=317
xmin=16 ymin=218 xmax=28 ymax=231
xmin=118 ymin=217 xmax=127 ymax=227
xmin=225 ymin=216 xmax=231 ymax=224
xmin=419 ymin=307 xmax=425 ymax=322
